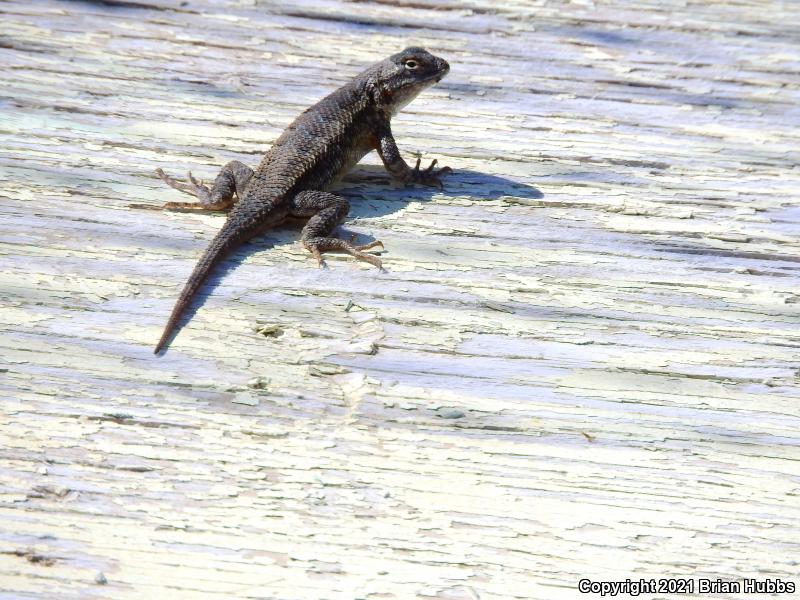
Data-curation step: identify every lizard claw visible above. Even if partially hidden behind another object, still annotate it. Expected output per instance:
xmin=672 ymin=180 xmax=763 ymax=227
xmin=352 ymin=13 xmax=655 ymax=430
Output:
xmin=355 ymin=240 xmax=384 ymax=252
xmin=403 ymin=158 xmax=451 ymax=190
xmin=188 ymin=171 xmax=205 ymax=189
xmin=156 ymin=167 xmax=213 ymax=203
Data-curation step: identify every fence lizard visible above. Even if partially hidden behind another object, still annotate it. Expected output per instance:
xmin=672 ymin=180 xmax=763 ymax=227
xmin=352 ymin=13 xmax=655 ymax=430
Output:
xmin=150 ymin=48 xmax=451 ymax=354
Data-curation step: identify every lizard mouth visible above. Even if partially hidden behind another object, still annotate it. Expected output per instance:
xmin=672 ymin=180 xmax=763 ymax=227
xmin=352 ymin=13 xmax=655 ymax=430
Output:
xmin=410 ymin=73 xmax=446 ymax=89
xmin=426 ymin=69 xmax=449 ymax=84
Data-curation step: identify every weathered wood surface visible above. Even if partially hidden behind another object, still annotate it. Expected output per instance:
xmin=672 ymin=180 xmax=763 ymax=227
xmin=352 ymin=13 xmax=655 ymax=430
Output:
xmin=1 ymin=0 xmax=799 ymax=598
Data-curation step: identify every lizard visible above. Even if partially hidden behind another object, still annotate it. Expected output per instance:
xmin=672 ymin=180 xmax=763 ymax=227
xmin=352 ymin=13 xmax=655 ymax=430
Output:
xmin=150 ymin=47 xmax=451 ymax=354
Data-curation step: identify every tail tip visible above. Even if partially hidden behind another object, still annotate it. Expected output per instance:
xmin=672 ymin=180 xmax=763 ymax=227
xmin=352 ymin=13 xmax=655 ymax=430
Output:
xmin=154 ymin=325 xmax=173 ymax=355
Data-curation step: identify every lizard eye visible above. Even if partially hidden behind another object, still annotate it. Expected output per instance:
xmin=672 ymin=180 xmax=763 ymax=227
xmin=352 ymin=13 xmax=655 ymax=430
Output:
xmin=404 ymin=59 xmax=419 ymax=70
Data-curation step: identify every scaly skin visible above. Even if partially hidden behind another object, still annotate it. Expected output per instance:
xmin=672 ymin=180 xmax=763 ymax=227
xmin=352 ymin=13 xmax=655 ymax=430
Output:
xmin=151 ymin=47 xmax=451 ymax=354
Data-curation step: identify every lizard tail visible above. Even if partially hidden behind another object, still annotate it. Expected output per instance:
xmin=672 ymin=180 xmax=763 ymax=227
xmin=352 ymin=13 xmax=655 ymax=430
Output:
xmin=154 ymin=217 xmax=256 ymax=354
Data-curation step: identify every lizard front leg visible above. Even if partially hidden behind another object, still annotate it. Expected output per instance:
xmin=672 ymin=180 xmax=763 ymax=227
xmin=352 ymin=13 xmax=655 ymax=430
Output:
xmin=290 ymin=191 xmax=383 ymax=269
xmin=135 ymin=160 xmax=254 ymax=211
xmin=376 ymin=122 xmax=451 ymax=190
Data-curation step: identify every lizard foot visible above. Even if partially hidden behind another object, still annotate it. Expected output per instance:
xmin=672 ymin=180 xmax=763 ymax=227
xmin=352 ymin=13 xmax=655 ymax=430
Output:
xmin=304 ymin=238 xmax=384 ymax=269
xmin=150 ymin=168 xmax=233 ymax=211
xmin=403 ymin=158 xmax=452 ymax=190
xmin=156 ymin=168 xmax=212 ymax=200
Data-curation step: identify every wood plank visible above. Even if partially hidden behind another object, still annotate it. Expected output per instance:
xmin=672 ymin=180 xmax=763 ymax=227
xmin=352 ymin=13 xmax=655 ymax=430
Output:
xmin=1 ymin=1 xmax=798 ymax=598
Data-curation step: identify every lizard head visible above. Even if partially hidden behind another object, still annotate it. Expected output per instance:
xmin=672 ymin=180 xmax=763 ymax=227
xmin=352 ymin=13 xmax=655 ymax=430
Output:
xmin=367 ymin=47 xmax=450 ymax=114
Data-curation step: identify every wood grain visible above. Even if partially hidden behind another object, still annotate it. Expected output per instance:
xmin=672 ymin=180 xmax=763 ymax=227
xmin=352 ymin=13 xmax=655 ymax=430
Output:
xmin=1 ymin=1 xmax=798 ymax=598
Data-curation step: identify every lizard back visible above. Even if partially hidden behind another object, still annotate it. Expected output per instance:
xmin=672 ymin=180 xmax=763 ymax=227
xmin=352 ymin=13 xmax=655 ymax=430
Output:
xmin=242 ymin=78 xmax=379 ymax=209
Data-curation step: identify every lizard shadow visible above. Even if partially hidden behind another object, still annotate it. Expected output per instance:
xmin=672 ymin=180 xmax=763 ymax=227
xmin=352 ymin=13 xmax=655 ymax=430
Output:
xmin=337 ymin=164 xmax=543 ymax=221
xmin=156 ymin=166 xmax=543 ymax=353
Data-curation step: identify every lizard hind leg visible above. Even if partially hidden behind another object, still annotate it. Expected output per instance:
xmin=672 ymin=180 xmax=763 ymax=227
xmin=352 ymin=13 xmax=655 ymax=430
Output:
xmin=136 ymin=160 xmax=254 ymax=212
xmin=291 ymin=191 xmax=384 ymax=269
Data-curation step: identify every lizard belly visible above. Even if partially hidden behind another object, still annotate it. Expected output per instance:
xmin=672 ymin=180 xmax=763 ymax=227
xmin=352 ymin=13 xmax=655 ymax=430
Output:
xmin=340 ymin=141 xmax=373 ymax=183
xmin=324 ymin=134 xmax=375 ymax=189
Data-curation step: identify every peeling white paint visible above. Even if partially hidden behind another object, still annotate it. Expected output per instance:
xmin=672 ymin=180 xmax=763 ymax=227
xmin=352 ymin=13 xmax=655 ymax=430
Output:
xmin=1 ymin=1 xmax=799 ymax=599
